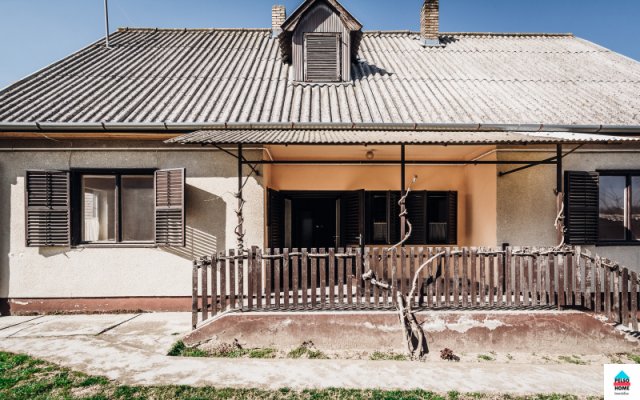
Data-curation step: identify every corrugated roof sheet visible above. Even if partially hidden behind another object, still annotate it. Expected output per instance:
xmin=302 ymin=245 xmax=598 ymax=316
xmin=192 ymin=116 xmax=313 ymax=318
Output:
xmin=1 ymin=29 xmax=640 ymax=126
xmin=167 ymin=130 xmax=640 ymax=145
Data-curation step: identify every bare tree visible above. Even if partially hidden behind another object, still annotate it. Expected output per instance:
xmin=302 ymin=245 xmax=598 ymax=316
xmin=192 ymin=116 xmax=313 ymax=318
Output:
xmin=362 ymin=176 xmax=444 ymax=360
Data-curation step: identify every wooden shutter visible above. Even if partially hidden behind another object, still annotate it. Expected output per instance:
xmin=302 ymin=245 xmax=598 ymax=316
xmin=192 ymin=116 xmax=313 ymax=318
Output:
xmin=268 ymin=189 xmax=284 ymax=249
xmin=25 ymin=170 xmax=70 ymax=247
xmin=446 ymin=191 xmax=458 ymax=245
xmin=565 ymin=171 xmax=599 ymax=244
xmin=155 ymin=168 xmax=185 ymax=247
xmin=405 ymin=191 xmax=427 ymax=245
xmin=388 ymin=191 xmax=402 ymax=245
xmin=304 ymin=33 xmax=340 ymax=82
xmin=341 ymin=190 xmax=365 ymax=247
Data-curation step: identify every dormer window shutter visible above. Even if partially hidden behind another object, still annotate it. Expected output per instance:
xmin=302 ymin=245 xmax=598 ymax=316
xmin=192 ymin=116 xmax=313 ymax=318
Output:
xmin=25 ymin=170 xmax=71 ymax=247
xmin=304 ymin=33 xmax=341 ymax=82
xmin=155 ymin=168 xmax=186 ymax=247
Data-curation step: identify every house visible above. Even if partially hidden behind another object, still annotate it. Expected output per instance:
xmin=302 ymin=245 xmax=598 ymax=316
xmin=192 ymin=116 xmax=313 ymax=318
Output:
xmin=1 ymin=0 xmax=640 ymax=315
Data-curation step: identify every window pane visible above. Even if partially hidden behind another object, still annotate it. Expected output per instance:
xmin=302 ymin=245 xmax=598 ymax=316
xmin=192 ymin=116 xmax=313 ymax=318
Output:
xmin=427 ymin=194 xmax=448 ymax=243
xmin=632 ymin=177 xmax=640 ymax=240
xmin=599 ymin=176 xmax=626 ymax=241
xmin=121 ymin=176 xmax=154 ymax=241
xmin=371 ymin=194 xmax=388 ymax=243
xmin=82 ymin=176 xmax=116 ymax=242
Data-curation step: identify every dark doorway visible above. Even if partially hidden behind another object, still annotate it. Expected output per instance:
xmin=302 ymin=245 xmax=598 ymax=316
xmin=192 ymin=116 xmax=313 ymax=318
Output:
xmin=291 ymin=197 xmax=337 ymax=248
xmin=268 ymin=190 xmax=365 ymax=249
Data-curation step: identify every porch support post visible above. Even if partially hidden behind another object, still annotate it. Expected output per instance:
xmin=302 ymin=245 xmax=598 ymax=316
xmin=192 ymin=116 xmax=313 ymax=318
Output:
xmin=237 ymin=143 xmax=244 ymax=252
xmin=400 ymin=144 xmax=406 ymax=241
xmin=556 ymin=144 xmax=564 ymax=245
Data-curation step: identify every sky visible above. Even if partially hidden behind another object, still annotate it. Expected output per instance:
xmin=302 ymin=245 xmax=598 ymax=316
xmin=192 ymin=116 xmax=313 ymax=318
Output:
xmin=1 ymin=0 xmax=639 ymax=88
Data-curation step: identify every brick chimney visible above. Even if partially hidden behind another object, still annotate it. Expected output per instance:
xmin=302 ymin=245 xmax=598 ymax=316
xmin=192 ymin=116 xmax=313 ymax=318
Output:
xmin=420 ymin=0 xmax=441 ymax=46
xmin=272 ymin=5 xmax=286 ymax=38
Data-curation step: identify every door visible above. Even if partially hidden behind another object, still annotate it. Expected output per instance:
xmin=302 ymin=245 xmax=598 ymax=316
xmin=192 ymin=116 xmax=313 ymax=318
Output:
xmin=341 ymin=190 xmax=365 ymax=249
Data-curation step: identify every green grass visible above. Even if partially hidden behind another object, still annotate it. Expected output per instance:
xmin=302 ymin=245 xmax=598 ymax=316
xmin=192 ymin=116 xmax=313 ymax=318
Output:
xmin=627 ymin=353 xmax=640 ymax=364
xmin=287 ymin=342 xmax=329 ymax=360
xmin=477 ymin=354 xmax=494 ymax=362
xmin=0 ymin=351 xmax=604 ymax=400
xmin=558 ymin=355 xmax=587 ymax=365
xmin=168 ymin=340 xmax=276 ymax=359
xmin=369 ymin=351 xmax=408 ymax=361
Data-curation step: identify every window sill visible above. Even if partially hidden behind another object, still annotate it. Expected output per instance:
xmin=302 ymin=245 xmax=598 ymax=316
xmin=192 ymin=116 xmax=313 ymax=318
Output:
xmin=73 ymin=243 xmax=157 ymax=249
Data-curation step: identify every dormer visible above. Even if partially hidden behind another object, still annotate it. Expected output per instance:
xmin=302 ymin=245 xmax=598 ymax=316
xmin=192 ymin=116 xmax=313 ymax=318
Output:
xmin=277 ymin=0 xmax=363 ymax=83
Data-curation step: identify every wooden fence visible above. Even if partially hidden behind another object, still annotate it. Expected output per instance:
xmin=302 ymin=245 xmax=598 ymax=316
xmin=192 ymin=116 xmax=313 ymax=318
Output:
xmin=192 ymin=246 xmax=639 ymax=331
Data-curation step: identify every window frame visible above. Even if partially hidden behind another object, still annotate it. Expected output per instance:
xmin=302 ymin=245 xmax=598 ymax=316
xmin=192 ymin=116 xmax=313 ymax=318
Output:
xmin=303 ymin=32 xmax=342 ymax=83
xmin=596 ymin=169 xmax=640 ymax=246
xmin=71 ymin=168 xmax=157 ymax=247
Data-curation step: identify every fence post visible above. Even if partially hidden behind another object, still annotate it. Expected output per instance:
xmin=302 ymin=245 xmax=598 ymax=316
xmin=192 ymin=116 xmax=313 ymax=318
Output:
xmin=192 ymin=260 xmax=199 ymax=330
xmin=201 ymin=257 xmax=209 ymax=321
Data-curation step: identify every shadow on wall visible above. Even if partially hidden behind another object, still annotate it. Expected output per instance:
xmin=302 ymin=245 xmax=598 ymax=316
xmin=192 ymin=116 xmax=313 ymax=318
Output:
xmin=163 ymin=185 xmax=226 ymax=260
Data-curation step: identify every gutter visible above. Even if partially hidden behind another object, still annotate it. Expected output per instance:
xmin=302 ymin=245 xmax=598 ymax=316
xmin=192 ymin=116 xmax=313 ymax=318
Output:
xmin=2 ymin=122 xmax=640 ymax=134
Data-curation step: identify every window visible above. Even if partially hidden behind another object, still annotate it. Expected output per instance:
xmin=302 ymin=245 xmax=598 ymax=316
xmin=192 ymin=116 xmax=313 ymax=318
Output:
xmin=599 ymin=173 xmax=640 ymax=243
xmin=25 ymin=168 xmax=185 ymax=248
xmin=365 ymin=191 xmax=457 ymax=245
xmin=565 ymin=171 xmax=640 ymax=245
xmin=304 ymin=33 xmax=341 ymax=82
xmin=80 ymin=172 xmax=154 ymax=244
xmin=371 ymin=193 xmax=389 ymax=244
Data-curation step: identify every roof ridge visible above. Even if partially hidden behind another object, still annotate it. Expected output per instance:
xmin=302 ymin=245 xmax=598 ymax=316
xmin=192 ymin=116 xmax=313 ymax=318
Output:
xmin=115 ymin=27 xmax=574 ymax=37
xmin=116 ymin=27 xmax=271 ymax=32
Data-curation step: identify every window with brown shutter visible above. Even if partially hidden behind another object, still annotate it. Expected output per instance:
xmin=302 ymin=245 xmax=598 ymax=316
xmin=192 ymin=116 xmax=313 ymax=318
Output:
xmin=304 ymin=33 xmax=341 ymax=82
xmin=25 ymin=170 xmax=71 ymax=247
xmin=565 ymin=171 xmax=600 ymax=244
xmin=155 ymin=168 xmax=186 ymax=247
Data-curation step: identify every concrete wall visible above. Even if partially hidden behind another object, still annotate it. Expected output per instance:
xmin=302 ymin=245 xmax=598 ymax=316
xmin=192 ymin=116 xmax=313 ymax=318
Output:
xmin=497 ymin=144 xmax=640 ymax=272
xmin=0 ymin=140 xmax=264 ymax=299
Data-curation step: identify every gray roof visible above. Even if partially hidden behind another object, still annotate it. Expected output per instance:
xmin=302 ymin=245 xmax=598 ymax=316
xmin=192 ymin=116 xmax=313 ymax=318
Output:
xmin=1 ymin=28 xmax=640 ymax=129
xmin=168 ymin=129 xmax=640 ymax=145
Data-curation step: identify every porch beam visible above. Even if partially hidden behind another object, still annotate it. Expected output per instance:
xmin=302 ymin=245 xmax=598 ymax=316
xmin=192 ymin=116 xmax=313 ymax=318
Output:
xmin=498 ymin=145 xmax=582 ymax=177
xmin=400 ymin=144 xmax=406 ymax=241
xmin=242 ymin=160 xmax=558 ymax=165
xmin=237 ymin=143 xmax=244 ymax=252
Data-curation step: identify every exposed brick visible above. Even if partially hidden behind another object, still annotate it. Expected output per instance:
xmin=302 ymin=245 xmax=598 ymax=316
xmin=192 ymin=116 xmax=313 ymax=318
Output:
xmin=421 ymin=0 xmax=439 ymax=41
xmin=272 ymin=5 xmax=286 ymax=37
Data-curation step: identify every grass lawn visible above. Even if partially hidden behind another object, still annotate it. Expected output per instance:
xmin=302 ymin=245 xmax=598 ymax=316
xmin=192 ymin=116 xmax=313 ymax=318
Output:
xmin=0 ymin=351 xmax=603 ymax=400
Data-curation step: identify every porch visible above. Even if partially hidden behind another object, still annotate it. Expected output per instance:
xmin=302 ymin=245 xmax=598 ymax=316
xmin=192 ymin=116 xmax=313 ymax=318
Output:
xmin=191 ymin=246 xmax=640 ymax=331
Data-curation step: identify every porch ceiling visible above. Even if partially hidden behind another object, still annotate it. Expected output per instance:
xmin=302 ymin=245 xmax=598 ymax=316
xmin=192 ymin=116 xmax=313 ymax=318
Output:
xmin=166 ymin=130 xmax=640 ymax=146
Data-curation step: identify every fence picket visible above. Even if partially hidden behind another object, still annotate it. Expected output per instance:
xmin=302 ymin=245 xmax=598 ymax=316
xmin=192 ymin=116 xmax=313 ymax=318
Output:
xmin=283 ymin=248 xmax=290 ymax=309
xmin=532 ymin=255 xmax=539 ymax=306
xmin=338 ymin=248 xmax=345 ymax=305
xmin=346 ymin=249 xmax=353 ymax=306
xmin=355 ymin=248 xmax=363 ymax=307
xmin=229 ymin=249 xmax=236 ymax=309
xmin=328 ymin=248 xmax=336 ymax=307
xmin=264 ymin=249 xmax=271 ymax=309
xmin=247 ymin=249 xmax=254 ymax=311
xmin=301 ymin=249 xmax=308 ymax=308
xmin=622 ymin=268 xmax=629 ymax=327
xmin=558 ymin=255 xmax=565 ymax=310
xmin=631 ymin=271 xmax=638 ymax=331
xmin=614 ymin=267 xmax=621 ymax=323
xmin=603 ymin=258 xmax=610 ymax=318
xmin=212 ymin=254 xmax=219 ymax=316
xmin=292 ymin=248 xmax=299 ymax=308
xmin=201 ymin=259 xmax=208 ymax=321
xmin=311 ymin=249 xmax=318 ymax=308
xmin=256 ymin=249 xmax=263 ymax=309
xmin=192 ymin=261 xmax=198 ymax=329
xmin=319 ymin=248 xmax=326 ymax=307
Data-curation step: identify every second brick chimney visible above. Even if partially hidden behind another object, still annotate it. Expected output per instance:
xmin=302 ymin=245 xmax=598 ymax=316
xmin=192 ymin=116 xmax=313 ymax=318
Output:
xmin=272 ymin=5 xmax=286 ymax=38
xmin=421 ymin=0 xmax=441 ymax=46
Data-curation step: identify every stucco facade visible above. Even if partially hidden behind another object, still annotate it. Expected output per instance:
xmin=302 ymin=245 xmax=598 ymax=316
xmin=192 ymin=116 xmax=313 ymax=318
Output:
xmin=0 ymin=140 xmax=264 ymax=301
xmin=497 ymin=144 xmax=640 ymax=270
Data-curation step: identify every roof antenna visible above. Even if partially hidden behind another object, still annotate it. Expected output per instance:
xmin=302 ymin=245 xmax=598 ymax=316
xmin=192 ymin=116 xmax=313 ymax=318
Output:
xmin=103 ymin=0 xmax=110 ymax=48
